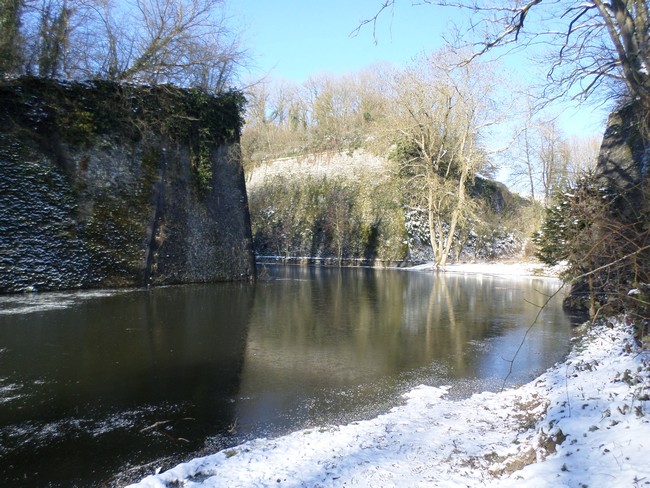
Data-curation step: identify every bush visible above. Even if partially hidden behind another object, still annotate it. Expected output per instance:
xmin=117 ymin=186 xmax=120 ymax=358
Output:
xmin=534 ymin=172 xmax=650 ymax=325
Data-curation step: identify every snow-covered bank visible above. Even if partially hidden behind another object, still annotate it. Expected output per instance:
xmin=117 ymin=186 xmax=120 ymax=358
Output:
xmin=408 ymin=260 xmax=564 ymax=278
xmin=129 ymin=317 xmax=650 ymax=487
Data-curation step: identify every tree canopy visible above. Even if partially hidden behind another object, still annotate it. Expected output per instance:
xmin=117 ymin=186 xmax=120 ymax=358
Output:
xmin=0 ymin=0 xmax=246 ymax=92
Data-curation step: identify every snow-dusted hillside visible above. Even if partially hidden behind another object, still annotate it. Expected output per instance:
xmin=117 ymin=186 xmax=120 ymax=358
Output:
xmin=246 ymin=150 xmax=389 ymax=190
xmin=247 ymin=150 xmax=535 ymax=264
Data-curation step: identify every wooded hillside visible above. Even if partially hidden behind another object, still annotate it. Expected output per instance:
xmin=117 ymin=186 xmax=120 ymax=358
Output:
xmin=241 ymin=56 xmax=555 ymax=267
xmin=246 ymin=150 xmax=536 ymax=266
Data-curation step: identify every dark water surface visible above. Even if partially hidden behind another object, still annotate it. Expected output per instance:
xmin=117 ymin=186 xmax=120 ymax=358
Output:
xmin=0 ymin=265 xmax=576 ymax=486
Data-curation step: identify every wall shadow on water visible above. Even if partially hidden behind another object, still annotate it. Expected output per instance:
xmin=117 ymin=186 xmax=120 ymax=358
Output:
xmin=0 ymin=283 xmax=254 ymax=486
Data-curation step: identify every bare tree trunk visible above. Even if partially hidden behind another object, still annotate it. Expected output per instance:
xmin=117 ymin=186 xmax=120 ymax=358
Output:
xmin=524 ymin=129 xmax=536 ymax=200
xmin=441 ymin=169 xmax=468 ymax=268
xmin=0 ymin=0 xmax=23 ymax=75
xmin=427 ymin=185 xmax=440 ymax=266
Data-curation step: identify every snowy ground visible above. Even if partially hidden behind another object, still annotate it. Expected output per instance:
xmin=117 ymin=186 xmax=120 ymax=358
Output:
xmin=129 ymin=264 xmax=650 ymax=488
xmin=246 ymin=150 xmax=388 ymax=190
xmin=408 ymin=260 xmax=566 ymax=278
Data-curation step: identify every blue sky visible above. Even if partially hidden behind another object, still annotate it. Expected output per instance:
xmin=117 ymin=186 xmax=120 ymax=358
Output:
xmin=232 ymin=1 xmax=608 ymax=138
xmin=233 ymin=1 xmax=462 ymax=82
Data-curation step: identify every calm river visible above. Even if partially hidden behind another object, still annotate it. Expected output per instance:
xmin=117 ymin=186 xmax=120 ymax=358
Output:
xmin=0 ymin=265 xmax=576 ymax=486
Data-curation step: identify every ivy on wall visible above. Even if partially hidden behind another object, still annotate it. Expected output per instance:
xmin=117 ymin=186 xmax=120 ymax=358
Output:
xmin=0 ymin=77 xmax=251 ymax=291
xmin=0 ymin=76 xmax=246 ymax=194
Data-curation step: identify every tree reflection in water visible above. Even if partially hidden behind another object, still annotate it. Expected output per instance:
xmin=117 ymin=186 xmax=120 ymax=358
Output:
xmin=0 ymin=265 xmax=573 ymax=486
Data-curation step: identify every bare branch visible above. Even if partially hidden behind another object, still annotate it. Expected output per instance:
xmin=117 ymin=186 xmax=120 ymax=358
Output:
xmin=358 ymin=1 xmax=650 ymax=109
xmin=350 ymin=0 xmax=394 ymax=43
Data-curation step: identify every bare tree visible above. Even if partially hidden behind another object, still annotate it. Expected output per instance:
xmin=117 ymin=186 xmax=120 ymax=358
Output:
xmin=538 ymin=119 xmax=570 ymax=203
xmin=509 ymin=96 xmax=541 ymax=200
xmin=384 ymin=51 xmax=498 ymax=267
xmin=361 ymin=1 xmax=650 ymax=109
xmin=10 ymin=0 xmax=246 ymax=91
xmin=113 ymin=0 xmax=242 ymax=88
xmin=0 ymin=0 xmax=24 ymax=75
xmin=36 ymin=0 xmax=72 ymax=77
xmin=565 ymin=134 xmax=600 ymax=180
xmin=510 ymin=107 xmax=600 ymax=201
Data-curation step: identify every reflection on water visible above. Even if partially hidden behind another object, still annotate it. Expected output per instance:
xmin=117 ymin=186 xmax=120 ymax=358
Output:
xmin=236 ymin=266 xmax=573 ymax=434
xmin=0 ymin=265 xmax=575 ymax=486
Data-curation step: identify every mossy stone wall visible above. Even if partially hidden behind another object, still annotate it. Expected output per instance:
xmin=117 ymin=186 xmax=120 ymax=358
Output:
xmin=0 ymin=77 xmax=255 ymax=292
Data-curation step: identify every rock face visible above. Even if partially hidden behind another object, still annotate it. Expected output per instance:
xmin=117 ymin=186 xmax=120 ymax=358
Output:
xmin=247 ymin=151 xmax=531 ymax=266
xmin=0 ymin=77 xmax=255 ymax=293
xmin=596 ymin=102 xmax=649 ymax=217
xmin=562 ymin=101 xmax=650 ymax=314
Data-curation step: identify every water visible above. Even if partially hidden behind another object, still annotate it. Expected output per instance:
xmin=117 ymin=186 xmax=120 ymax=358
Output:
xmin=0 ymin=265 xmax=576 ymax=486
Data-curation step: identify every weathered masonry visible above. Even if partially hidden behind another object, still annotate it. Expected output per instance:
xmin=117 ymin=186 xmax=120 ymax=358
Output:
xmin=0 ymin=77 xmax=255 ymax=292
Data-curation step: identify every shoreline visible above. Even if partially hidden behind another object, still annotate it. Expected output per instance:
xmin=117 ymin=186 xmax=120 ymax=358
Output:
xmin=256 ymin=258 xmax=565 ymax=279
xmin=407 ymin=260 xmax=564 ymax=278
xmin=129 ymin=270 xmax=650 ymax=487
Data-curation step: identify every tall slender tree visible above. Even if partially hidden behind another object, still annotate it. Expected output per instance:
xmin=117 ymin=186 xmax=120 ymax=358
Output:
xmin=0 ymin=0 xmax=24 ymax=75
